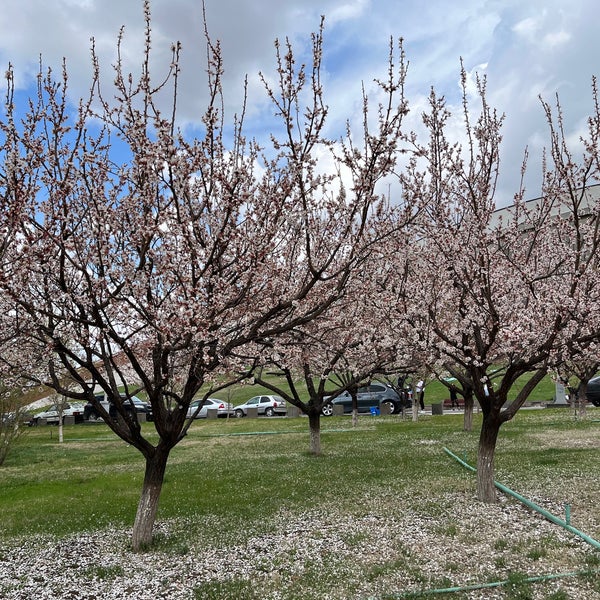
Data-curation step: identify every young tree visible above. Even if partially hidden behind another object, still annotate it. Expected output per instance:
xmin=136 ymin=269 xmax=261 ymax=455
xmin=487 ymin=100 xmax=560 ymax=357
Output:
xmin=0 ymin=390 xmax=28 ymax=466
xmin=395 ymin=71 xmax=600 ymax=502
xmin=555 ymin=347 xmax=600 ymax=419
xmin=49 ymin=373 xmax=82 ymax=443
xmin=369 ymin=227 xmax=433 ymax=422
xmin=251 ymin=262 xmax=404 ymax=455
xmin=0 ymin=7 xmax=410 ymax=549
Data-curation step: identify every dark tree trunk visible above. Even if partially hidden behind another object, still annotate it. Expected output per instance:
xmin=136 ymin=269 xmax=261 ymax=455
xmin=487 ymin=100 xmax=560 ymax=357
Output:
xmin=476 ymin=411 xmax=500 ymax=502
xmin=132 ymin=446 xmax=170 ymax=552
xmin=350 ymin=387 xmax=359 ymax=428
xmin=307 ymin=410 xmax=321 ymax=456
xmin=576 ymin=381 xmax=588 ymax=420
xmin=463 ymin=390 xmax=474 ymax=432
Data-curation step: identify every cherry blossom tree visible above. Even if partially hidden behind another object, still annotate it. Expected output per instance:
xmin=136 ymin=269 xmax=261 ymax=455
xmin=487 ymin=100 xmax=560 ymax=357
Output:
xmin=251 ymin=278 xmax=399 ymax=455
xmin=552 ymin=312 xmax=600 ymax=418
xmin=0 ymin=6 xmax=411 ymax=549
xmin=394 ymin=71 xmax=600 ymax=502
xmin=366 ymin=219 xmax=435 ymax=422
xmin=250 ymin=211 xmax=417 ymax=453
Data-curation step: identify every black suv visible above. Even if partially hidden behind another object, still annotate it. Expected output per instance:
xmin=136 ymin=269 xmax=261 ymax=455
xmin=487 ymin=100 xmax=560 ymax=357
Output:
xmin=322 ymin=382 xmax=411 ymax=416
xmin=584 ymin=377 xmax=600 ymax=406
xmin=84 ymin=394 xmax=153 ymax=421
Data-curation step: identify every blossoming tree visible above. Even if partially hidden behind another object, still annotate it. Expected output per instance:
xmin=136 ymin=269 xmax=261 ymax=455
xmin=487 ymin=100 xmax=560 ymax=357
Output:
xmin=395 ymin=72 xmax=600 ymax=501
xmin=251 ymin=252 xmax=407 ymax=455
xmin=239 ymin=38 xmax=414 ymax=453
xmin=0 ymin=7 xmax=411 ymax=549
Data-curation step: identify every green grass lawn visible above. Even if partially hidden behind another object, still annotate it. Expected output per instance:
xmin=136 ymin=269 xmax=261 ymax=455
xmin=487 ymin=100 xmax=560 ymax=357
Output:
xmin=1 ymin=409 xmax=598 ymax=598
xmin=0 ymin=409 xmax=596 ymax=538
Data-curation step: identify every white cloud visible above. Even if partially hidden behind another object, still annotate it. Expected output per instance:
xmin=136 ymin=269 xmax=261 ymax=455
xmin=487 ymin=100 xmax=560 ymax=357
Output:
xmin=512 ymin=16 xmax=541 ymax=40
xmin=328 ymin=0 xmax=370 ymax=23
xmin=0 ymin=0 xmax=597 ymax=206
xmin=542 ymin=30 xmax=571 ymax=48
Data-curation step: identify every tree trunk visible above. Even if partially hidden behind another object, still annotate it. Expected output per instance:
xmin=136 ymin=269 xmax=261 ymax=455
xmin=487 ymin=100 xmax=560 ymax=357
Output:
xmin=308 ymin=411 xmax=321 ymax=456
xmin=463 ymin=391 xmax=474 ymax=432
xmin=579 ymin=397 xmax=587 ymax=420
xmin=132 ymin=447 xmax=170 ymax=552
xmin=476 ymin=412 xmax=500 ymax=502
xmin=350 ymin=388 xmax=358 ymax=428
xmin=577 ymin=382 xmax=588 ymax=420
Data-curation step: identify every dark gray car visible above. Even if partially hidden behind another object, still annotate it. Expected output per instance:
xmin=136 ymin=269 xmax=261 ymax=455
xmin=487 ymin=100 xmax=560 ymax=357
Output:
xmin=322 ymin=382 xmax=409 ymax=416
xmin=584 ymin=377 xmax=600 ymax=406
xmin=84 ymin=394 xmax=153 ymax=421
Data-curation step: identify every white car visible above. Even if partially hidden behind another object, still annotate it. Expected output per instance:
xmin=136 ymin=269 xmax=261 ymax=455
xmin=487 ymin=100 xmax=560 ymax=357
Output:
xmin=186 ymin=398 xmax=234 ymax=419
xmin=29 ymin=403 xmax=86 ymax=425
xmin=234 ymin=395 xmax=286 ymax=417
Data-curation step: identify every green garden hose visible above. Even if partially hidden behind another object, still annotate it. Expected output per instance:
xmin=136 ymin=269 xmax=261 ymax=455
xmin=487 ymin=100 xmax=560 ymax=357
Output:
xmin=375 ymin=448 xmax=600 ymax=598
xmin=443 ymin=447 xmax=600 ymax=550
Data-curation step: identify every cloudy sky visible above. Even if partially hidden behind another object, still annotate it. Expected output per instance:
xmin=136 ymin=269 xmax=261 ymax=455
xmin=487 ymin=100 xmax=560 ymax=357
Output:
xmin=0 ymin=0 xmax=598 ymax=205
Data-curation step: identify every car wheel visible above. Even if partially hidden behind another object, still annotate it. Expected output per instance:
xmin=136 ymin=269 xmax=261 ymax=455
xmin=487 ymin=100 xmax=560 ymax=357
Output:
xmin=265 ymin=407 xmax=275 ymax=417
xmin=235 ymin=409 xmax=245 ymax=418
xmin=321 ymin=403 xmax=334 ymax=417
xmin=381 ymin=400 xmax=396 ymax=414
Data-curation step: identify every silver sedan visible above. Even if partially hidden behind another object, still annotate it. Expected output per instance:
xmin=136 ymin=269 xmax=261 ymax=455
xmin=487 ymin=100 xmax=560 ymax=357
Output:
xmin=186 ymin=398 xmax=235 ymax=419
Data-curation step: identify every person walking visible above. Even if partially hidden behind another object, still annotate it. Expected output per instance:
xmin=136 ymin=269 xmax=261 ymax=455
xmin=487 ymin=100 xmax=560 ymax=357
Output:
xmin=416 ymin=379 xmax=425 ymax=412
xmin=450 ymin=388 xmax=459 ymax=409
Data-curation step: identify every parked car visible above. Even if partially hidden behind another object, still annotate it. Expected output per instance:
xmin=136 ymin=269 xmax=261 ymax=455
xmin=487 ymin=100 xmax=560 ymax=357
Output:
xmin=234 ymin=395 xmax=286 ymax=417
xmin=29 ymin=403 xmax=86 ymax=425
xmin=2 ymin=409 xmax=33 ymax=425
xmin=321 ymin=382 xmax=409 ymax=416
xmin=84 ymin=394 xmax=153 ymax=421
xmin=123 ymin=397 xmax=153 ymax=421
xmin=584 ymin=377 xmax=600 ymax=406
xmin=186 ymin=398 xmax=234 ymax=419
